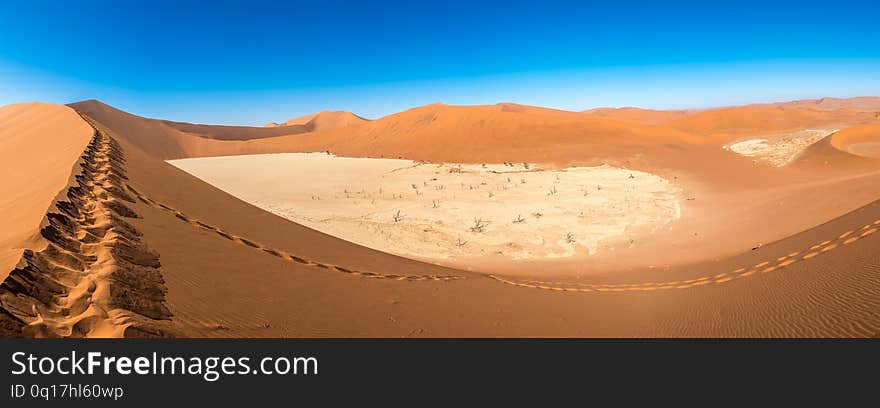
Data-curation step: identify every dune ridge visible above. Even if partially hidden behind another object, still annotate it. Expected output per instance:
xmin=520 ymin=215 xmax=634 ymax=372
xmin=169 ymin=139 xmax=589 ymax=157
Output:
xmin=0 ymin=121 xmax=173 ymax=338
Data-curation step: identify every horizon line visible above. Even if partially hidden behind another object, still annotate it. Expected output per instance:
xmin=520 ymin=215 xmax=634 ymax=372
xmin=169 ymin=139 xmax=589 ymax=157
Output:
xmin=42 ymin=94 xmax=879 ymax=127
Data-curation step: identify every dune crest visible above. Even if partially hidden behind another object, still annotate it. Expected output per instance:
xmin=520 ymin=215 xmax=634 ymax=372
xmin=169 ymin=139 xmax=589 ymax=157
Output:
xmin=0 ymin=117 xmax=173 ymax=338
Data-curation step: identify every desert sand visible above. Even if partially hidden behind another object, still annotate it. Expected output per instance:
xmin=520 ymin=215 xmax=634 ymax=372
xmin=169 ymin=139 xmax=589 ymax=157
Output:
xmin=3 ymin=96 xmax=880 ymax=338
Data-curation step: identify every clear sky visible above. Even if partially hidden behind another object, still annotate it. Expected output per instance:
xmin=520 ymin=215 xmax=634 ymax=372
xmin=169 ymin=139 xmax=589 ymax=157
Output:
xmin=1 ymin=0 xmax=878 ymax=125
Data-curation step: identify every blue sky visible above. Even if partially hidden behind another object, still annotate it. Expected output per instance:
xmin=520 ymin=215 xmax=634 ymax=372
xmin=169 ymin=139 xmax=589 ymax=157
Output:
xmin=1 ymin=0 xmax=878 ymax=125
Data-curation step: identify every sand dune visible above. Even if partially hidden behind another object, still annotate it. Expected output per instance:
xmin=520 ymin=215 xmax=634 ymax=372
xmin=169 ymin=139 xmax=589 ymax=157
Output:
xmin=111 ymin=115 xmax=880 ymax=336
xmin=830 ymin=124 xmax=880 ymax=158
xmin=3 ymin=98 xmax=880 ymax=337
xmin=69 ymin=100 xmax=315 ymax=159
xmin=663 ymin=105 xmax=878 ymax=137
xmin=790 ymin=131 xmax=880 ymax=170
xmin=159 ymin=98 xmax=880 ymax=277
xmin=1 ymin=117 xmax=174 ymax=337
xmin=214 ymin=103 xmax=708 ymax=165
xmin=266 ymin=110 xmax=368 ymax=131
xmin=0 ymin=103 xmax=93 ymax=279
xmin=770 ymin=96 xmax=880 ymax=111
xmin=72 ymin=99 xmax=709 ymax=163
xmin=582 ymin=107 xmax=697 ymax=124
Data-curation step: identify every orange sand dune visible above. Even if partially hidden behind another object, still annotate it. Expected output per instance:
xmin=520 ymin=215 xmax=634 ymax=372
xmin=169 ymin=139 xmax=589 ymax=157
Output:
xmin=69 ymin=100 xmax=710 ymax=165
xmin=75 ymin=108 xmax=880 ymax=336
xmin=74 ymin=99 xmax=880 ymax=275
xmin=69 ymin=100 xmax=314 ymax=159
xmin=72 ymin=98 xmax=879 ymax=168
xmin=222 ymin=103 xmax=708 ymax=164
xmin=1 ymin=107 xmax=174 ymax=337
xmin=83 ymin=106 xmax=880 ymax=336
xmin=789 ymin=135 xmax=878 ymax=170
xmin=0 ymin=103 xmax=93 ymax=278
xmin=3 ymin=99 xmax=880 ymax=337
xmin=582 ymin=107 xmax=696 ymax=124
xmin=829 ymin=124 xmax=880 ymax=158
xmin=265 ymin=110 xmax=368 ymax=131
xmin=491 ymin=102 xmax=581 ymax=116
xmin=663 ymin=105 xmax=879 ymax=138
xmin=770 ymin=96 xmax=880 ymax=112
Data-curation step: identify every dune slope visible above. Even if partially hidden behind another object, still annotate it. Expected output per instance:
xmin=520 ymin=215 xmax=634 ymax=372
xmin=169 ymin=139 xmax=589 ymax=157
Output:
xmin=0 ymin=103 xmax=93 ymax=278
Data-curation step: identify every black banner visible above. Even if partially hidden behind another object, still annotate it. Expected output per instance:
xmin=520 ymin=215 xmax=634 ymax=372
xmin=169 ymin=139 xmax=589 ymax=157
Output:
xmin=1 ymin=339 xmax=876 ymax=406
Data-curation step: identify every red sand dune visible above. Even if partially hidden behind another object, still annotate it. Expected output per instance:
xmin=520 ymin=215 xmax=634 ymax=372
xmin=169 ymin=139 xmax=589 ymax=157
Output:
xmin=3 ymin=98 xmax=880 ymax=337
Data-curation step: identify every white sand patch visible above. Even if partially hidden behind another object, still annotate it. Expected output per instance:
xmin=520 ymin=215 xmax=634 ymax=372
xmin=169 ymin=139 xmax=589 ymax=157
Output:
xmin=169 ymin=153 xmax=681 ymax=263
xmin=723 ymin=129 xmax=833 ymax=166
